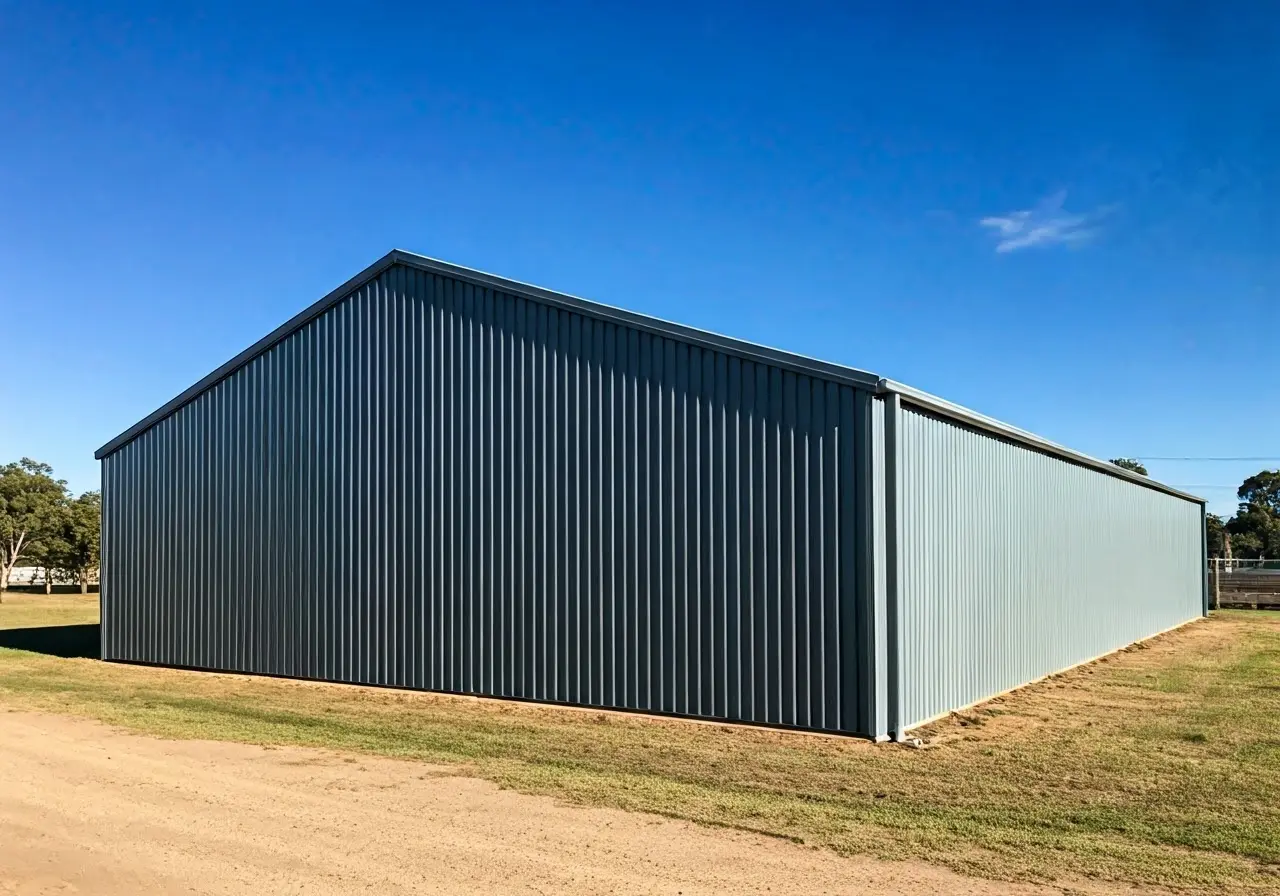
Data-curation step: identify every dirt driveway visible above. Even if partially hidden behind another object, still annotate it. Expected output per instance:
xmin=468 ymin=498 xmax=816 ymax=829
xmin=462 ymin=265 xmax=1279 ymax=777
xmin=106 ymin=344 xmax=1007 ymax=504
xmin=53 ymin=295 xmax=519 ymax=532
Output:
xmin=1 ymin=710 xmax=1140 ymax=896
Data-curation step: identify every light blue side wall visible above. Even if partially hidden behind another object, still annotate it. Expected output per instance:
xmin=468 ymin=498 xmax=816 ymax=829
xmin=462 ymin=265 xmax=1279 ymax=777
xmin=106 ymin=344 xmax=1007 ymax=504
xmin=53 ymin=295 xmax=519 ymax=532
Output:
xmin=894 ymin=405 xmax=1204 ymax=729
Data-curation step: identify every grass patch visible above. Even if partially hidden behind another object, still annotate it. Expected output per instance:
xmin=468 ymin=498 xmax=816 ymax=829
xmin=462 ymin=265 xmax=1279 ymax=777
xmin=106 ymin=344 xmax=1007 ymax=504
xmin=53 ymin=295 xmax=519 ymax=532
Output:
xmin=0 ymin=592 xmax=99 ymax=629
xmin=2 ymin=598 xmax=1279 ymax=892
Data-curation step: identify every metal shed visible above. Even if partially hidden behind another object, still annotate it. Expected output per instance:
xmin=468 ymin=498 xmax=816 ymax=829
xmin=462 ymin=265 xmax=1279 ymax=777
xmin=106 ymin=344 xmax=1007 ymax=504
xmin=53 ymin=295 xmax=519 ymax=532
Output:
xmin=95 ymin=250 xmax=1207 ymax=740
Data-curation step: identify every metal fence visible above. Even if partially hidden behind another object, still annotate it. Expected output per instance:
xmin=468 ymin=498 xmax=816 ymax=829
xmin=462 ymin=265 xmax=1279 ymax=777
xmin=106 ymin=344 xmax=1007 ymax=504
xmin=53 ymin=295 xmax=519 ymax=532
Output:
xmin=1209 ymin=559 xmax=1280 ymax=609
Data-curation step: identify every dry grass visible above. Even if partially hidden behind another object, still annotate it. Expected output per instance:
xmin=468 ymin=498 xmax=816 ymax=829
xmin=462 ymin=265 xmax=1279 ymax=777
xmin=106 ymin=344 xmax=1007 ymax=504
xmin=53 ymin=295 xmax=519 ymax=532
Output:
xmin=1 ymin=595 xmax=1278 ymax=893
xmin=0 ymin=592 xmax=99 ymax=629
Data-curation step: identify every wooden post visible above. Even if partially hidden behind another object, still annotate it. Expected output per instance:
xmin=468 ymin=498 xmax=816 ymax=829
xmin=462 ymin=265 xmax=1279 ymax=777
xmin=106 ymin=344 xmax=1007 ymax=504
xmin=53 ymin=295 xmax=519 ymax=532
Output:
xmin=1212 ymin=561 xmax=1220 ymax=611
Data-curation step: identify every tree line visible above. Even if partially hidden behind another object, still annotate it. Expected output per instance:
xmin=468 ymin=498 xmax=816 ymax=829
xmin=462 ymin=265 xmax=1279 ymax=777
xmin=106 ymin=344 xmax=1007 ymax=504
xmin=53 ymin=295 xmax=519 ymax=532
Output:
xmin=1206 ymin=470 xmax=1280 ymax=559
xmin=0 ymin=458 xmax=101 ymax=597
xmin=1112 ymin=458 xmax=1280 ymax=560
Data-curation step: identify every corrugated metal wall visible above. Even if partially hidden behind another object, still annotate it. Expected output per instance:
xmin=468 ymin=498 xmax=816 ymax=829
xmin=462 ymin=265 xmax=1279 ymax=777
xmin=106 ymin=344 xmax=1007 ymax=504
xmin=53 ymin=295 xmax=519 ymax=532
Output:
xmin=101 ymin=262 xmax=872 ymax=733
xmin=894 ymin=405 xmax=1204 ymax=729
xmin=99 ymin=254 xmax=1209 ymax=740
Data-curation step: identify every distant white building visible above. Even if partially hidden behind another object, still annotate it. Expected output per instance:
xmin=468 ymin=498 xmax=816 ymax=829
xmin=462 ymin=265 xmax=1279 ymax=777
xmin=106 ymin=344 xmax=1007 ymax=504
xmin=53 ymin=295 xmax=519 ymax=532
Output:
xmin=4 ymin=567 xmax=49 ymax=586
xmin=3 ymin=567 xmax=99 ymax=587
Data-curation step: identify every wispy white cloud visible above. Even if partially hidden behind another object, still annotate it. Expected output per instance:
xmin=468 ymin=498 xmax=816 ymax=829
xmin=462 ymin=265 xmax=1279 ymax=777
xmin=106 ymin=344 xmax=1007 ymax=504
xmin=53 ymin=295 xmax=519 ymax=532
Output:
xmin=979 ymin=191 xmax=1109 ymax=253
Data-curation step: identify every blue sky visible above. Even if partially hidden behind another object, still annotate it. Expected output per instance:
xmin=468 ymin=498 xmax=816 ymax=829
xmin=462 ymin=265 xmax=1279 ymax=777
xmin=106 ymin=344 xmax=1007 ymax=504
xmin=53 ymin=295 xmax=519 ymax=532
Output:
xmin=1 ymin=1 xmax=1276 ymax=516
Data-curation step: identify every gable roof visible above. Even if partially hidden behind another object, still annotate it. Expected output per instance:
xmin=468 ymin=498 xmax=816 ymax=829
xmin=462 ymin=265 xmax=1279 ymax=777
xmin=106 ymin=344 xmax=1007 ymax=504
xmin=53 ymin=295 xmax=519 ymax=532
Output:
xmin=93 ymin=249 xmax=1202 ymax=506
xmin=94 ymin=249 xmax=880 ymax=460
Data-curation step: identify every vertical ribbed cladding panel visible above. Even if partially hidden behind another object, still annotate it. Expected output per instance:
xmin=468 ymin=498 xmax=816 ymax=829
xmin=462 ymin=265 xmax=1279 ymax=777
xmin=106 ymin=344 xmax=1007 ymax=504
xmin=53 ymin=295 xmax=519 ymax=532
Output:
xmin=100 ymin=263 xmax=872 ymax=734
xmin=896 ymin=405 xmax=1204 ymax=729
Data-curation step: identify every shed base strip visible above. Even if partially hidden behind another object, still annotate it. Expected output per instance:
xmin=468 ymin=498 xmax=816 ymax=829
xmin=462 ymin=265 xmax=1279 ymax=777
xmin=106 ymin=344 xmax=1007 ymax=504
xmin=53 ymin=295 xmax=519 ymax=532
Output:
xmin=899 ymin=614 xmax=1207 ymax=737
xmin=99 ymin=657 xmax=874 ymax=742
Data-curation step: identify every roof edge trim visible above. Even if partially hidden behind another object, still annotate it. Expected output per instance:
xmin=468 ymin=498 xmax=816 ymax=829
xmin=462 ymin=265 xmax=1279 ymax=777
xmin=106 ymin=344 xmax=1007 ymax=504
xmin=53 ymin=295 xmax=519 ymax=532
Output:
xmin=876 ymin=378 xmax=1205 ymax=505
xmin=95 ymin=249 xmax=881 ymax=459
xmin=96 ymin=250 xmax=405 ymax=459
xmin=386 ymin=251 xmax=881 ymax=390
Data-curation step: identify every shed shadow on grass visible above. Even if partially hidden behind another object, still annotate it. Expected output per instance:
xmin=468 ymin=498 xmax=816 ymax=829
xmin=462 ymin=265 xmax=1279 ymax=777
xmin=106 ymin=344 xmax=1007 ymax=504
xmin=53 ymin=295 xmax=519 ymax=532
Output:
xmin=0 ymin=624 xmax=100 ymax=659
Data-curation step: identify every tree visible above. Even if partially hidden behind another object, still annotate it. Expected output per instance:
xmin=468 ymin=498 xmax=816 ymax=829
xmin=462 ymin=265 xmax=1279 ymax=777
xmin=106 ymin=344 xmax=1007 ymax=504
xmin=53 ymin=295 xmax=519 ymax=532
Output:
xmin=0 ymin=459 xmax=69 ymax=599
xmin=51 ymin=491 xmax=101 ymax=594
xmin=1110 ymin=458 xmax=1148 ymax=476
xmin=1238 ymin=470 xmax=1280 ymax=516
xmin=1226 ymin=501 xmax=1279 ymax=560
xmin=1221 ymin=469 xmax=1280 ymax=560
xmin=27 ymin=507 xmax=70 ymax=595
xmin=1206 ymin=513 xmax=1226 ymax=558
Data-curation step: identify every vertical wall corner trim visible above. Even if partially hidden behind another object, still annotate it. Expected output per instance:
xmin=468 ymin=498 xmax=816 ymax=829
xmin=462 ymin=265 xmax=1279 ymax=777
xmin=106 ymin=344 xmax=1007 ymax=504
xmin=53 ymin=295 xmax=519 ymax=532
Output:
xmin=852 ymin=388 xmax=877 ymax=736
xmin=882 ymin=392 xmax=904 ymax=742
xmin=1201 ymin=506 xmax=1210 ymax=617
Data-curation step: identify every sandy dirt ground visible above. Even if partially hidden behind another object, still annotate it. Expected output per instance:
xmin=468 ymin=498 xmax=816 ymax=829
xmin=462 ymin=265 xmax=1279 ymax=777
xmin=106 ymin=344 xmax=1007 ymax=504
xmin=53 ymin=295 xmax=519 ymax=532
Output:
xmin=0 ymin=710 xmax=1148 ymax=896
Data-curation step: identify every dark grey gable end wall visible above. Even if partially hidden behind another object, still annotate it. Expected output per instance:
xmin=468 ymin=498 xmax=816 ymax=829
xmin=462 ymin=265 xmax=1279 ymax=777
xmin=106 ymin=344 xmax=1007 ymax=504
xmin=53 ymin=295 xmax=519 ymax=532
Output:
xmin=101 ymin=262 xmax=881 ymax=734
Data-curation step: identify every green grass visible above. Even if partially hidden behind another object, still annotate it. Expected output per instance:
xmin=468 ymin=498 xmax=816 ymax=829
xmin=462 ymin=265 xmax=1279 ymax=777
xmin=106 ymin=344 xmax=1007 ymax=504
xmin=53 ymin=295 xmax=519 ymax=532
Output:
xmin=2 ymin=596 xmax=1279 ymax=893
xmin=0 ymin=592 xmax=99 ymax=629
